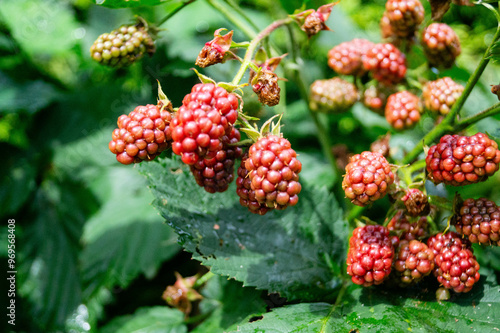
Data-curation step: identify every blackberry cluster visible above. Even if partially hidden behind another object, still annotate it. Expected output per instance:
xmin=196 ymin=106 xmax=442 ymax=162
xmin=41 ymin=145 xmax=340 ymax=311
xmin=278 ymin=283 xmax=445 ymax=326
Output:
xmin=422 ymin=77 xmax=464 ymax=115
xmin=327 ymin=39 xmax=374 ymax=76
xmin=394 ymin=240 xmax=434 ymax=285
xmin=427 ymin=232 xmax=480 ymax=293
xmin=387 ymin=210 xmax=428 ymax=241
xmin=454 ymin=198 xmax=500 ymax=246
xmin=342 ymin=151 xmax=395 ymax=207
xmin=170 ymin=83 xmax=239 ymax=165
xmin=236 ymin=154 xmax=272 ymax=215
xmin=309 ymin=78 xmax=358 ymax=113
xmin=347 ymin=225 xmax=396 ymax=286
xmin=421 ymin=23 xmax=461 ymax=69
xmin=385 ymin=91 xmax=422 ymax=130
xmin=425 ymin=133 xmax=500 ymax=186
xmin=244 ymin=135 xmax=302 ymax=211
xmin=190 ymin=127 xmax=242 ymax=193
xmin=363 ymin=43 xmax=407 ymax=85
xmin=384 ymin=0 xmax=424 ymax=38
xmin=109 ymin=104 xmax=172 ymax=165
xmin=90 ymin=24 xmax=155 ymax=67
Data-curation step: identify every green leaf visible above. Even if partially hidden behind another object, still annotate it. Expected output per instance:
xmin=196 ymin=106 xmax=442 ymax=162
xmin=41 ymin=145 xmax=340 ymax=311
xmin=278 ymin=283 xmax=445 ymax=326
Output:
xmin=80 ymin=166 xmax=181 ymax=300
xmin=19 ymin=175 xmax=100 ymax=331
xmin=234 ymin=278 xmax=500 ymax=332
xmin=192 ymin=276 xmax=267 ymax=333
xmin=139 ymin=157 xmax=348 ymax=302
xmin=100 ymin=306 xmax=187 ymax=333
xmin=95 ymin=0 xmax=176 ymax=9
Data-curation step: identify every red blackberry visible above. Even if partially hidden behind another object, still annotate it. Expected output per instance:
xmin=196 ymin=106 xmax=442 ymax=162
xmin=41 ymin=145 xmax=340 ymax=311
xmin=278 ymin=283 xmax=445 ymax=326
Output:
xmin=425 ymin=133 xmax=500 ymax=186
xmin=454 ymin=198 xmax=500 ymax=246
xmin=244 ymin=135 xmax=302 ymax=210
xmin=394 ymin=240 xmax=434 ymax=285
xmin=423 ymin=77 xmax=464 ymax=115
xmin=327 ymin=39 xmax=375 ymax=76
xmin=363 ymin=43 xmax=407 ymax=85
xmin=385 ymin=91 xmax=422 ymax=130
xmin=401 ymin=188 xmax=429 ymax=216
xmin=387 ymin=210 xmax=428 ymax=241
xmin=385 ymin=0 xmax=424 ymax=38
xmin=342 ymin=151 xmax=395 ymax=207
xmin=309 ymin=78 xmax=358 ymax=113
xmin=190 ymin=127 xmax=242 ymax=193
xmin=109 ymin=104 xmax=172 ymax=165
xmin=170 ymin=83 xmax=239 ymax=165
xmin=236 ymin=153 xmax=272 ymax=215
xmin=90 ymin=23 xmax=155 ymax=67
xmin=422 ymin=23 xmax=461 ymax=69
xmin=347 ymin=225 xmax=395 ymax=287
xmin=428 ymin=233 xmax=480 ymax=293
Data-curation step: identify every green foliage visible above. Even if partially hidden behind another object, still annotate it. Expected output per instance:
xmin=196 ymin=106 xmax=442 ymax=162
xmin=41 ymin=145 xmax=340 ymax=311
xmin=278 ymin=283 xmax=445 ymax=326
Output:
xmin=96 ymin=0 xmax=175 ymax=8
xmin=100 ymin=307 xmax=187 ymax=333
xmin=140 ymin=157 xmax=348 ymax=301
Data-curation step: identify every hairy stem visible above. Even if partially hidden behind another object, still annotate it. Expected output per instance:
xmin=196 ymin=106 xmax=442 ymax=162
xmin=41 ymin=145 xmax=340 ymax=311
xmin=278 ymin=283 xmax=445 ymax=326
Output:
xmin=455 ymin=102 xmax=500 ymax=130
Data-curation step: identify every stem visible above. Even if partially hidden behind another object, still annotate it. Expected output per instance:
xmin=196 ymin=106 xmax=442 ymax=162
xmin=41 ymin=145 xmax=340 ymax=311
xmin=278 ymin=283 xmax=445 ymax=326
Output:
xmin=402 ymin=25 xmax=500 ymax=164
xmin=206 ymin=0 xmax=257 ymax=39
xmin=230 ymin=17 xmax=292 ymax=85
xmin=194 ymin=271 xmax=215 ymax=288
xmin=455 ymin=102 xmax=500 ymax=130
xmin=158 ymin=0 xmax=196 ymax=26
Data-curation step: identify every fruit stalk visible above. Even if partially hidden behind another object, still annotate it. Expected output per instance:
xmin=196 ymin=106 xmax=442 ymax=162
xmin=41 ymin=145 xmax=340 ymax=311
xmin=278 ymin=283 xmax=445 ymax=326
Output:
xmin=455 ymin=102 xmax=500 ymax=131
xmin=402 ymin=24 xmax=500 ymax=164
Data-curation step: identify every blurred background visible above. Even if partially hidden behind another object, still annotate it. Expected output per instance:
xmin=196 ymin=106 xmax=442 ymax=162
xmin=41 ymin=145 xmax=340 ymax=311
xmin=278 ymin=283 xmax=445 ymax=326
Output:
xmin=1 ymin=0 xmax=499 ymax=332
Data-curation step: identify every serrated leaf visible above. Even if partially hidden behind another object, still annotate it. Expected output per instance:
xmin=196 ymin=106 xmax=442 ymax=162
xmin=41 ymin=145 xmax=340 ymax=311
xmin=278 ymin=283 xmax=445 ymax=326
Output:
xmin=139 ymin=157 xmax=348 ymax=302
xmin=19 ymin=175 xmax=99 ymax=331
xmin=100 ymin=306 xmax=187 ymax=333
xmin=192 ymin=276 xmax=267 ymax=333
xmin=95 ymin=0 xmax=176 ymax=8
xmin=234 ymin=278 xmax=500 ymax=332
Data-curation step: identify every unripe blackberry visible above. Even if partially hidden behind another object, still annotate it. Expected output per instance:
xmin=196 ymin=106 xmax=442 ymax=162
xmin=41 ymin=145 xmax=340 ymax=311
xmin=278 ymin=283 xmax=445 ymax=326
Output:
xmin=190 ymin=127 xmax=242 ymax=193
xmin=342 ymin=151 xmax=395 ymax=207
xmin=245 ymin=135 xmax=302 ymax=210
xmin=428 ymin=233 xmax=480 ymax=293
xmin=423 ymin=77 xmax=464 ymax=115
xmin=425 ymin=133 xmax=500 ymax=186
xmin=90 ymin=24 xmax=155 ymax=67
xmin=347 ymin=225 xmax=395 ymax=287
xmin=363 ymin=85 xmax=395 ymax=115
xmin=363 ymin=43 xmax=407 ymax=85
xmin=327 ymin=39 xmax=375 ymax=76
xmin=170 ymin=83 xmax=239 ymax=165
xmin=309 ymin=78 xmax=358 ymax=113
xmin=454 ymin=198 xmax=500 ymax=246
xmin=236 ymin=153 xmax=272 ymax=215
xmin=387 ymin=210 xmax=428 ymax=241
xmin=422 ymin=23 xmax=461 ymax=69
xmin=385 ymin=0 xmax=424 ymax=38
xmin=394 ymin=240 xmax=434 ymax=285
xmin=402 ymin=188 xmax=429 ymax=216
xmin=109 ymin=104 xmax=172 ymax=165
xmin=385 ymin=91 xmax=422 ymax=130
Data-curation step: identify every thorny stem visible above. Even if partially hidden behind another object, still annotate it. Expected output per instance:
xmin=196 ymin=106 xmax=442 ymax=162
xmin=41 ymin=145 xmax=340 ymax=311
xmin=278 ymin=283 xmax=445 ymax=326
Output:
xmin=158 ymin=0 xmax=197 ymax=26
xmin=402 ymin=24 xmax=500 ymax=164
xmin=455 ymin=102 xmax=500 ymax=131
xmin=230 ymin=18 xmax=293 ymax=85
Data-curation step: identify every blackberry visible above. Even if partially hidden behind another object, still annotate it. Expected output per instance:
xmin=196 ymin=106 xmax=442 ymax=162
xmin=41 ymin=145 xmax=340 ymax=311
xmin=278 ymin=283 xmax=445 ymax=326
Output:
xmin=385 ymin=91 xmax=422 ymax=130
xmin=422 ymin=23 xmax=461 ymax=69
xmin=425 ymin=133 xmax=500 ymax=186
xmin=394 ymin=240 xmax=434 ymax=285
xmin=385 ymin=0 xmax=425 ymax=38
xmin=170 ymin=83 xmax=239 ymax=165
xmin=363 ymin=43 xmax=407 ymax=85
xmin=327 ymin=39 xmax=375 ymax=76
xmin=190 ymin=127 xmax=242 ymax=193
xmin=363 ymin=85 xmax=395 ymax=115
xmin=423 ymin=77 xmax=464 ymax=115
xmin=454 ymin=198 xmax=500 ymax=246
xmin=245 ymin=135 xmax=302 ymax=210
xmin=342 ymin=151 xmax=395 ymax=207
xmin=347 ymin=225 xmax=395 ymax=286
xmin=90 ymin=23 xmax=155 ymax=67
xmin=236 ymin=153 xmax=272 ymax=215
xmin=309 ymin=78 xmax=358 ymax=113
xmin=109 ymin=104 xmax=172 ymax=165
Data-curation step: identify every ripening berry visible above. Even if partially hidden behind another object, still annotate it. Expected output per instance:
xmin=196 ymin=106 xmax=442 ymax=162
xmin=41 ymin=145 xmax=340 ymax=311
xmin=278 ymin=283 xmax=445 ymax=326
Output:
xmin=394 ymin=240 xmax=434 ymax=285
xmin=327 ymin=39 xmax=374 ymax=76
xmin=309 ymin=78 xmax=358 ymax=113
xmin=421 ymin=23 xmax=461 ymax=69
xmin=385 ymin=91 xmax=422 ymax=130
xmin=423 ymin=77 xmax=464 ymax=115
xmin=363 ymin=43 xmax=407 ymax=85
xmin=454 ymin=198 xmax=500 ymax=246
